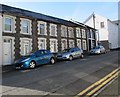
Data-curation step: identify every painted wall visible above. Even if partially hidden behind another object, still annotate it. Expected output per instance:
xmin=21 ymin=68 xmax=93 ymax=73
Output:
xmin=118 ymin=22 xmax=120 ymax=48
xmin=84 ymin=14 xmax=109 ymax=41
xmin=0 ymin=13 xmax=2 ymax=66
xmin=108 ymin=20 xmax=118 ymax=49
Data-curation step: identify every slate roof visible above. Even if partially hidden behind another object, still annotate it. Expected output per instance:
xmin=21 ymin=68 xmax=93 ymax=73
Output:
xmin=0 ymin=4 xmax=80 ymax=27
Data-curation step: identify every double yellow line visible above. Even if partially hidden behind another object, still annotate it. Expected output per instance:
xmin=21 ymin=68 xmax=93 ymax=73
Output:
xmin=75 ymin=67 xmax=120 ymax=97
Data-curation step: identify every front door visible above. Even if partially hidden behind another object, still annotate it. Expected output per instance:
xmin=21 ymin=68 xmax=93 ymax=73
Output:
xmin=3 ymin=39 xmax=12 ymax=65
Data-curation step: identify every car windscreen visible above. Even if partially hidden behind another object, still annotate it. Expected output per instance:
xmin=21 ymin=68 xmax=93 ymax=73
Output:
xmin=93 ymin=46 xmax=100 ymax=49
xmin=62 ymin=49 xmax=70 ymax=53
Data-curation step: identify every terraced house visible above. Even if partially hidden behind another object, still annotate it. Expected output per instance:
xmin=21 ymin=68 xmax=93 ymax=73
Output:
xmin=0 ymin=4 xmax=97 ymax=66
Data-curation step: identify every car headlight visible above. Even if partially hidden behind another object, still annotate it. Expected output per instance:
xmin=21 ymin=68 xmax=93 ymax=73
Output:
xmin=21 ymin=58 xmax=30 ymax=62
xmin=63 ymin=54 xmax=69 ymax=58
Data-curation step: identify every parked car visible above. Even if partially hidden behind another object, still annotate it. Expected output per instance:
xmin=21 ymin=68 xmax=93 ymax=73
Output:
xmin=14 ymin=50 xmax=55 ymax=69
xmin=90 ymin=45 xmax=106 ymax=55
xmin=57 ymin=47 xmax=84 ymax=61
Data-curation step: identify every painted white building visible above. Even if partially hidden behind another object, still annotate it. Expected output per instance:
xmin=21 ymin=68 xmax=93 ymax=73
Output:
xmin=108 ymin=20 xmax=118 ymax=49
xmin=112 ymin=20 xmax=120 ymax=48
xmin=84 ymin=13 xmax=119 ymax=49
xmin=0 ymin=13 xmax=2 ymax=66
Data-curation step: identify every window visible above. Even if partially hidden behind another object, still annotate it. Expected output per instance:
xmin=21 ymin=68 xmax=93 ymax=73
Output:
xmin=82 ymin=40 xmax=87 ymax=50
xmin=39 ymin=24 xmax=45 ymax=35
xmin=38 ymin=38 xmax=46 ymax=49
xmin=77 ymin=39 xmax=82 ymax=49
xmin=50 ymin=24 xmax=57 ymax=36
xmin=82 ymin=29 xmax=86 ymax=38
xmin=76 ymin=28 xmax=81 ymax=38
xmin=69 ymin=40 xmax=74 ymax=48
xmin=50 ymin=39 xmax=57 ymax=52
xmin=20 ymin=39 xmax=32 ymax=56
xmin=38 ymin=21 xmax=46 ymax=35
xmin=4 ymin=17 xmax=13 ymax=32
xmin=68 ymin=27 xmax=74 ymax=38
xmin=100 ymin=22 xmax=105 ymax=28
xmin=61 ymin=39 xmax=67 ymax=50
xmin=21 ymin=20 xmax=30 ymax=34
xmin=61 ymin=26 xmax=67 ymax=37
xmin=23 ymin=41 xmax=31 ymax=55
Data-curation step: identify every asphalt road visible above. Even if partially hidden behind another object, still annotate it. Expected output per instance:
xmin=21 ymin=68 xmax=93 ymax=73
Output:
xmin=1 ymin=50 xmax=119 ymax=96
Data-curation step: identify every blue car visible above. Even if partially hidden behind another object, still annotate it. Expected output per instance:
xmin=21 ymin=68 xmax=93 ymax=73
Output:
xmin=57 ymin=47 xmax=84 ymax=61
xmin=14 ymin=50 xmax=55 ymax=69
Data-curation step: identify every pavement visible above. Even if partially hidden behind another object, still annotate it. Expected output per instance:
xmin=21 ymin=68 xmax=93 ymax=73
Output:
xmin=1 ymin=50 xmax=119 ymax=96
xmin=1 ymin=65 xmax=15 ymax=73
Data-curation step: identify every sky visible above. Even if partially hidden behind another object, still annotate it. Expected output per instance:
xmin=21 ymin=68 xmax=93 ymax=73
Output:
xmin=1 ymin=2 xmax=118 ymax=23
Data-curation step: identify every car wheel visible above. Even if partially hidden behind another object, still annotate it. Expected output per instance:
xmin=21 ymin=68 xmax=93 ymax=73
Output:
xmin=50 ymin=58 xmax=55 ymax=64
xmin=104 ymin=50 xmax=106 ymax=54
xmin=80 ymin=54 xmax=84 ymax=58
xmin=69 ymin=55 xmax=73 ymax=61
xmin=29 ymin=61 xmax=36 ymax=69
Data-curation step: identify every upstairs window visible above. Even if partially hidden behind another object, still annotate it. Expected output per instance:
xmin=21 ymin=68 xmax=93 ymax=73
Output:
xmin=21 ymin=20 xmax=30 ymax=34
xmin=38 ymin=21 xmax=46 ymax=35
xmin=4 ymin=17 xmax=13 ymax=32
xmin=39 ymin=24 xmax=45 ymax=35
xmin=82 ymin=29 xmax=86 ymax=38
xmin=50 ymin=24 xmax=57 ymax=36
xmin=76 ymin=28 xmax=81 ymax=38
xmin=61 ymin=25 xmax=67 ymax=37
xmin=68 ymin=27 xmax=74 ymax=38
xmin=100 ymin=22 xmax=105 ymax=28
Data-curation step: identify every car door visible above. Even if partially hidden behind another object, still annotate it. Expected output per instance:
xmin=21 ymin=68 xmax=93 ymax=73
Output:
xmin=70 ymin=48 xmax=77 ymax=58
xmin=43 ymin=50 xmax=52 ymax=64
xmin=75 ymin=48 xmax=81 ymax=57
xmin=35 ymin=50 xmax=45 ymax=65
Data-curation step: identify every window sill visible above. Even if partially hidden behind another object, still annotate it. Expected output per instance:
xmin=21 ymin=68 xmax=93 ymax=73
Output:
xmin=4 ymin=31 xmax=13 ymax=33
xmin=20 ymin=32 xmax=32 ymax=35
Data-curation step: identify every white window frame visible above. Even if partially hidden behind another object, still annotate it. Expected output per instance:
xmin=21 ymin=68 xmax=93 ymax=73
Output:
xmin=68 ymin=27 xmax=74 ymax=38
xmin=50 ymin=39 xmax=58 ymax=52
xmin=77 ymin=39 xmax=82 ymax=49
xmin=82 ymin=40 xmax=87 ymax=50
xmin=20 ymin=18 xmax=32 ymax=35
xmin=61 ymin=25 xmax=67 ymax=37
xmin=38 ymin=21 xmax=47 ymax=35
xmin=3 ymin=15 xmax=16 ymax=33
xmin=76 ymin=28 xmax=81 ymax=38
xmin=69 ymin=39 xmax=74 ymax=48
xmin=20 ymin=38 xmax=32 ymax=56
xmin=82 ymin=29 xmax=86 ymax=38
xmin=61 ymin=39 xmax=67 ymax=50
xmin=38 ymin=38 xmax=46 ymax=50
xmin=50 ymin=23 xmax=57 ymax=36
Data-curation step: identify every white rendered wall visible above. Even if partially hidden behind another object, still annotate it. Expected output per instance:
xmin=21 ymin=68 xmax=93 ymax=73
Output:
xmin=108 ymin=20 xmax=118 ymax=49
xmin=0 ymin=13 xmax=2 ymax=66
xmin=84 ymin=14 xmax=108 ymax=41
xmin=118 ymin=22 xmax=120 ymax=48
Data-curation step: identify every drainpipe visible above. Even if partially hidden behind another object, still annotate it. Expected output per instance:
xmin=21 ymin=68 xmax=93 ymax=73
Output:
xmin=93 ymin=13 xmax=99 ymax=45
